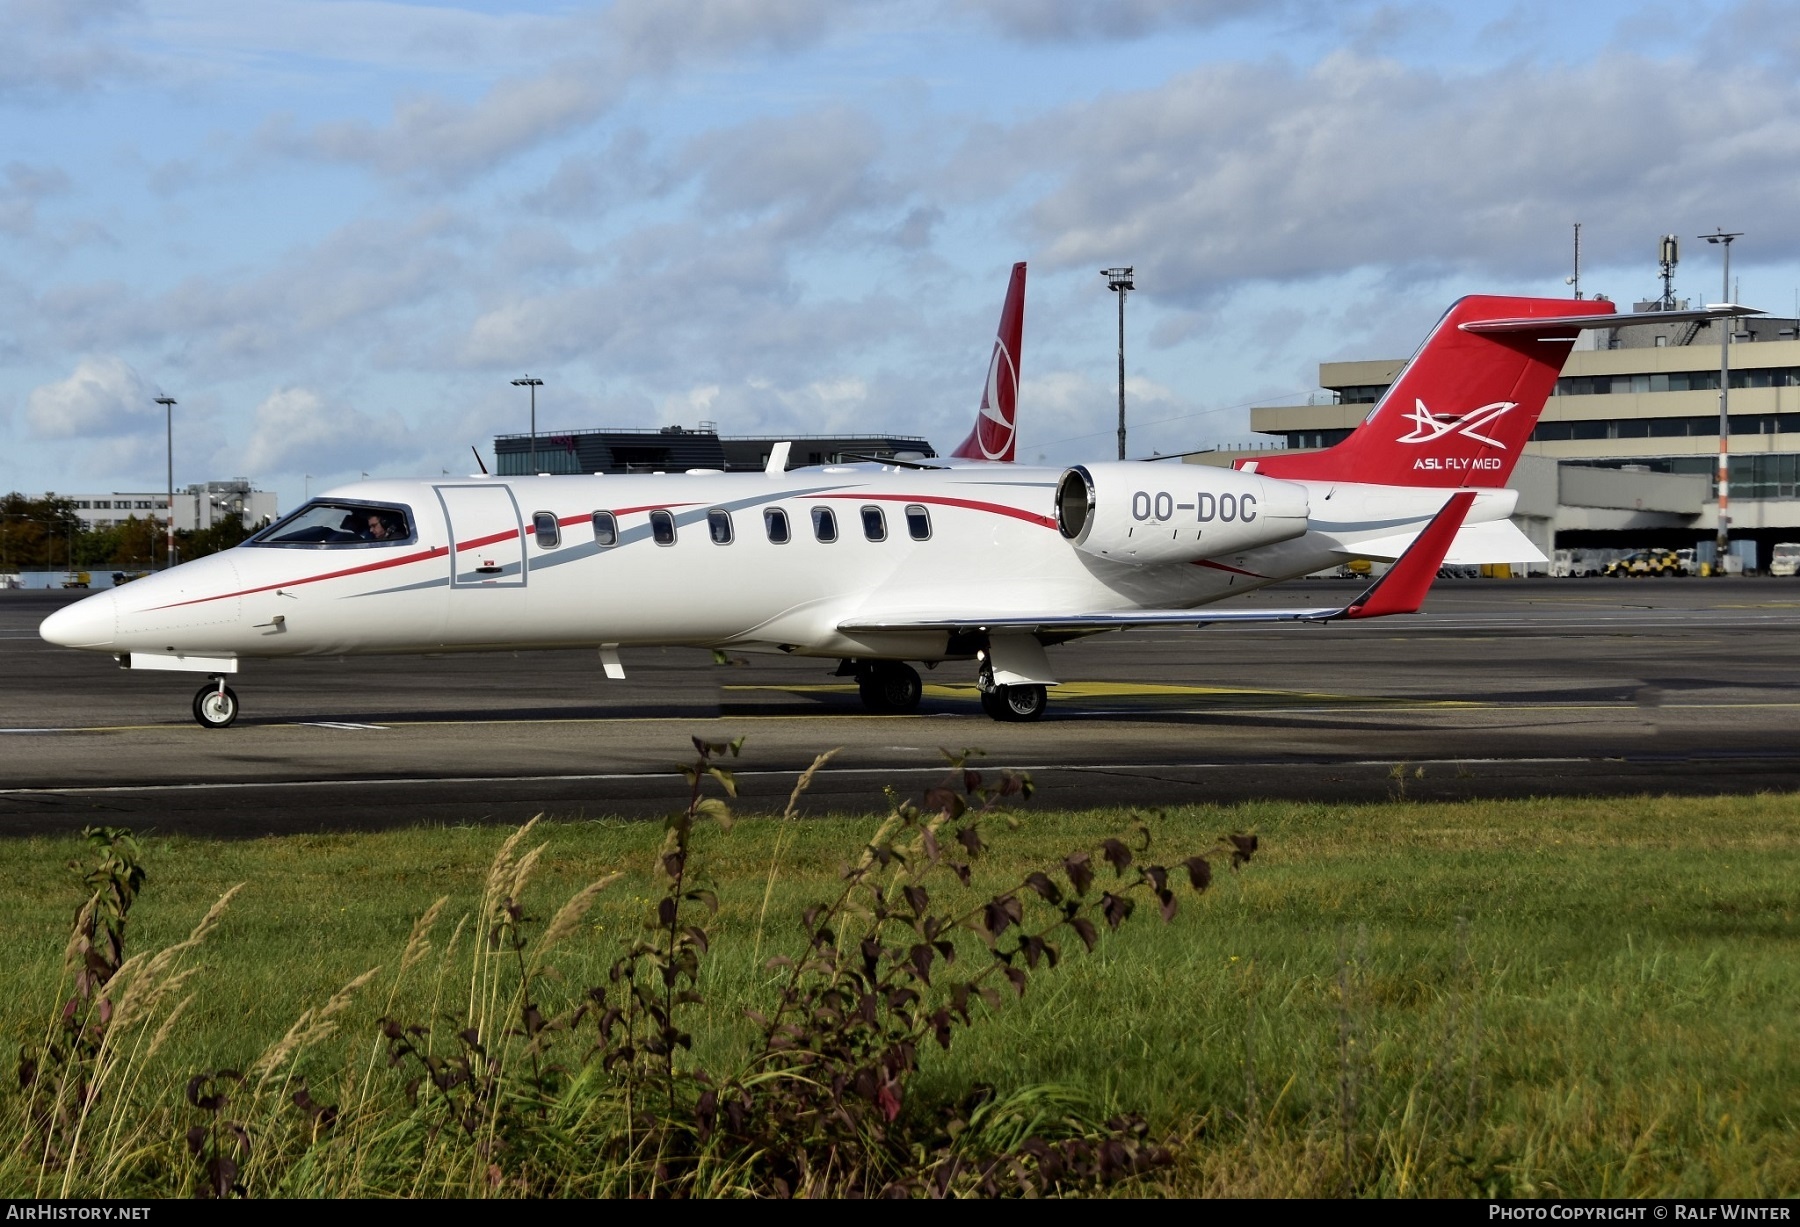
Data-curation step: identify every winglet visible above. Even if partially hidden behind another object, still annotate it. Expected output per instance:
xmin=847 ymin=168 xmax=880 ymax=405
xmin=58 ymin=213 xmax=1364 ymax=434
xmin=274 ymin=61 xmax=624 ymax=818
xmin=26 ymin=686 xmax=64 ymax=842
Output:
xmin=951 ymin=262 xmax=1026 ymax=462
xmin=1342 ymin=491 xmax=1477 ymax=619
xmin=765 ymin=441 xmax=791 ymax=476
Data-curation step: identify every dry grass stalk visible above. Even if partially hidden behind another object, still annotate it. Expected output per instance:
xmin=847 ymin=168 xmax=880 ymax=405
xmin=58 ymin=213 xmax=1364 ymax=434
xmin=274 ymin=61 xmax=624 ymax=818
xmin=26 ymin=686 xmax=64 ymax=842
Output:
xmin=57 ymin=883 xmax=244 ymax=1198
xmin=481 ymin=815 xmax=540 ymax=905
xmin=110 ymin=882 xmax=243 ymax=1032
xmin=144 ymin=992 xmax=195 ymax=1062
xmin=784 ymin=747 xmax=842 ymax=819
xmin=399 ymin=896 xmax=449 ymax=979
xmin=507 ymin=842 xmax=548 ymax=909
xmin=532 ymin=871 xmax=624 ymax=971
xmin=252 ymin=965 xmax=384 ymax=1084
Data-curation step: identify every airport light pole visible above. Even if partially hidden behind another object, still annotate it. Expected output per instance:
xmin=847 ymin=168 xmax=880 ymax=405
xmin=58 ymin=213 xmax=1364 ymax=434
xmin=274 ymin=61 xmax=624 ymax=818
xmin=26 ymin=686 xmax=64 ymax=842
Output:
xmin=1700 ymin=230 xmax=1742 ymax=571
xmin=1102 ymin=267 xmax=1134 ymax=459
xmin=155 ymin=396 xmax=177 ymax=569
xmin=512 ymin=377 xmax=543 ymax=474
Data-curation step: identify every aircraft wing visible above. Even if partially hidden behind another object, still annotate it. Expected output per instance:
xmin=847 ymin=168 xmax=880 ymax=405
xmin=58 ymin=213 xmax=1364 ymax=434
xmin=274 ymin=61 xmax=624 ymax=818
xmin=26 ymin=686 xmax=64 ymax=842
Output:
xmin=841 ymin=491 xmax=1476 ymax=635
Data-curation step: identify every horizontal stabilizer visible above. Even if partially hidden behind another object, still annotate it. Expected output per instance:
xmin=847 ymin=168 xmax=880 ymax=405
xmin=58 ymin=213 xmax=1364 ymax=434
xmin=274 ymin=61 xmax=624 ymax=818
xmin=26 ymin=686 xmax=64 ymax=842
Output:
xmin=1461 ymin=303 xmax=1760 ymax=334
xmin=1349 ymin=517 xmax=1546 ymax=566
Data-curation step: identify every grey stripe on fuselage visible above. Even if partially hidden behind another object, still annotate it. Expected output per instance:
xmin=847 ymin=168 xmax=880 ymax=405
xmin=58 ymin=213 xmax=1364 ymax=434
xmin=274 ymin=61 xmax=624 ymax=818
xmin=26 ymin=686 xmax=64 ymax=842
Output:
xmin=526 ymin=484 xmax=851 ymax=575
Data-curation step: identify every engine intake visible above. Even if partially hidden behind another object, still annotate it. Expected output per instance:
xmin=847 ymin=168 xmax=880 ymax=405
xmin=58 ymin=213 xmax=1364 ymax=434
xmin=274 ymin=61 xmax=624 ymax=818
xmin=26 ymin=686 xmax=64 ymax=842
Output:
xmin=1055 ymin=463 xmax=1309 ymax=564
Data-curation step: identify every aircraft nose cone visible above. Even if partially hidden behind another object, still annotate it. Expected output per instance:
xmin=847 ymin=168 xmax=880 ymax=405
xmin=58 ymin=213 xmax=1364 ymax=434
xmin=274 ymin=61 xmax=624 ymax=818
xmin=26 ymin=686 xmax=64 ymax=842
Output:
xmin=40 ymin=590 xmax=118 ymax=649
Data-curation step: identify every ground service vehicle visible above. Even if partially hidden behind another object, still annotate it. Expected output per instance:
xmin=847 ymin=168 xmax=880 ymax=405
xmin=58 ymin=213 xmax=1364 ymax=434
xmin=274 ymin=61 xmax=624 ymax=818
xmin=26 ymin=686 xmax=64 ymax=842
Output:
xmin=1770 ymin=543 xmax=1800 ymax=577
xmin=1605 ymin=549 xmax=1682 ymax=578
xmin=40 ymin=288 xmax=1756 ymax=727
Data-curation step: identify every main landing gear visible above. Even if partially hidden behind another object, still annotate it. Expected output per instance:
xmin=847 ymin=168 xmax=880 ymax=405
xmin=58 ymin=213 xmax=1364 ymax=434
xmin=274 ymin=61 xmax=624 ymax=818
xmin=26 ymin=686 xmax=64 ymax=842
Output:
xmin=193 ymin=677 xmax=239 ymax=729
xmin=977 ymin=663 xmax=1046 ymax=723
xmin=854 ymin=661 xmax=923 ymax=713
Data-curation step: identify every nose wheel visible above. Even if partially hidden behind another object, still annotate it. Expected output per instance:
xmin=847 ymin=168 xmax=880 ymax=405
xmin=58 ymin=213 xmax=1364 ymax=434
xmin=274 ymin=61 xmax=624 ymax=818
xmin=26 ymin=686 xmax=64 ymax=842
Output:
xmin=193 ymin=679 xmax=240 ymax=729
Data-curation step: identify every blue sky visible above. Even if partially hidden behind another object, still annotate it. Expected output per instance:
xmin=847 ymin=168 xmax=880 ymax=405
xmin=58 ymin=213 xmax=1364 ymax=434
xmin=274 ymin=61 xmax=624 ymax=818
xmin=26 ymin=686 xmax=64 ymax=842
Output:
xmin=4 ymin=0 xmax=1797 ymax=508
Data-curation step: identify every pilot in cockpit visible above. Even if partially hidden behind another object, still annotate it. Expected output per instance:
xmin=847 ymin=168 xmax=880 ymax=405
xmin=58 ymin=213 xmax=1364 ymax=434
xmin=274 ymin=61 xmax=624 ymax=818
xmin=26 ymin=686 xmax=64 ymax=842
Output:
xmin=339 ymin=511 xmax=404 ymax=542
xmin=363 ymin=512 xmax=404 ymax=541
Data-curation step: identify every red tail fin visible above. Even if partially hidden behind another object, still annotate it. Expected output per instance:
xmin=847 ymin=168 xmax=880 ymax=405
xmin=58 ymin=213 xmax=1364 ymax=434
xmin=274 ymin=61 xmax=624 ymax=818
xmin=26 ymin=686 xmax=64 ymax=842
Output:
xmin=1247 ymin=295 xmax=1615 ymax=488
xmin=951 ymin=261 xmax=1026 ymax=462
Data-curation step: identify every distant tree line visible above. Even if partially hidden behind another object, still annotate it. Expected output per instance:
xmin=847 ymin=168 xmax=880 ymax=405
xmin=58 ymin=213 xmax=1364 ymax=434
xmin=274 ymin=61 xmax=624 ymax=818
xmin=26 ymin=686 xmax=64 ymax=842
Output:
xmin=0 ymin=492 xmax=266 ymax=573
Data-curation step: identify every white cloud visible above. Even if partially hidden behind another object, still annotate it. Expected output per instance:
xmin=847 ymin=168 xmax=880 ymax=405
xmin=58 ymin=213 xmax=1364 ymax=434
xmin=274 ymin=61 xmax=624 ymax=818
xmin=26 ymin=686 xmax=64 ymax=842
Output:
xmin=979 ymin=49 xmax=1800 ymax=299
xmin=0 ymin=0 xmax=141 ymax=95
xmin=240 ymin=387 xmax=412 ymax=476
xmin=682 ymin=105 xmax=892 ymax=237
xmin=602 ymin=0 xmax=844 ymax=72
xmin=963 ymin=0 xmax=1297 ymax=42
xmin=25 ymin=355 xmax=158 ymax=439
xmin=262 ymin=63 xmax=620 ymax=187
xmin=258 ymin=0 xmax=855 ymax=186
xmin=0 ymin=161 xmax=70 ymax=237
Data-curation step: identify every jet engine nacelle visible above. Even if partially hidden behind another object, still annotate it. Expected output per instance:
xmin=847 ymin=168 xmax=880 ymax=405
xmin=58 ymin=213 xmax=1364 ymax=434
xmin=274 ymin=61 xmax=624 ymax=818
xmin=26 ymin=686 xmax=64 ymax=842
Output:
xmin=1055 ymin=463 xmax=1310 ymax=564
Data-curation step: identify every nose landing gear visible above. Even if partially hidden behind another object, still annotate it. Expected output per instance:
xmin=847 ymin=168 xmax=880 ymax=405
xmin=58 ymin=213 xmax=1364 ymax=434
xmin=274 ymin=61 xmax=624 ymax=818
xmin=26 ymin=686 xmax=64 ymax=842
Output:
xmin=193 ymin=677 xmax=240 ymax=729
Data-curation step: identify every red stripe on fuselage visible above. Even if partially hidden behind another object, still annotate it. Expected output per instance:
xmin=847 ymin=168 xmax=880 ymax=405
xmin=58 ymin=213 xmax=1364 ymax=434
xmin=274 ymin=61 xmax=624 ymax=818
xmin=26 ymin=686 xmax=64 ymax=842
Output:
xmin=152 ymin=495 xmax=1047 ymax=613
xmin=147 ymin=545 xmax=452 ymax=610
xmin=552 ymin=502 xmax=700 ymax=530
xmin=813 ymin=492 xmax=1057 ymax=530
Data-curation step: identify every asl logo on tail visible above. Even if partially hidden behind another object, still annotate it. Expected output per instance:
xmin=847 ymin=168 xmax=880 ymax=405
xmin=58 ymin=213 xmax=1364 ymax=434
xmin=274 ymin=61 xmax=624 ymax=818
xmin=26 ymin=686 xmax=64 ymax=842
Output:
xmin=1397 ymin=399 xmax=1517 ymax=448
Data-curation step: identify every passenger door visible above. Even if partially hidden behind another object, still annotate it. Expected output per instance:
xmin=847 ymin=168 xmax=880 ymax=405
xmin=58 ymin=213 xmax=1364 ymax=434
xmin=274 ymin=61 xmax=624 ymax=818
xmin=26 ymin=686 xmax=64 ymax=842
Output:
xmin=436 ymin=484 xmax=528 ymax=645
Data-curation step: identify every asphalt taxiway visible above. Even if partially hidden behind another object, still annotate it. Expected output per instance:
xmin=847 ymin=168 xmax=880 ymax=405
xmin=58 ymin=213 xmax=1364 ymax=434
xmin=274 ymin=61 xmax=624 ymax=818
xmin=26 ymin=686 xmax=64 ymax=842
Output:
xmin=3 ymin=580 xmax=1798 ymax=836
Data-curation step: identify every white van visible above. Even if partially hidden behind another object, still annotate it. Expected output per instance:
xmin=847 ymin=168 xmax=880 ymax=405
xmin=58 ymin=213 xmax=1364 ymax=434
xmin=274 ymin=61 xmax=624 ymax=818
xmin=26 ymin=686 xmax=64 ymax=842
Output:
xmin=1551 ymin=549 xmax=1602 ymax=578
xmin=1770 ymin=543 xmax=1800 ymax=577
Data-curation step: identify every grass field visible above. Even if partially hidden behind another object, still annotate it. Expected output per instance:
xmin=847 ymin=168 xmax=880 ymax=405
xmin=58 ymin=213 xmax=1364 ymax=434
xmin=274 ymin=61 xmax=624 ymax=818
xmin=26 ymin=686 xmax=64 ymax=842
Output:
xmin=2 ymin=773 xmax=1797 ymax=1197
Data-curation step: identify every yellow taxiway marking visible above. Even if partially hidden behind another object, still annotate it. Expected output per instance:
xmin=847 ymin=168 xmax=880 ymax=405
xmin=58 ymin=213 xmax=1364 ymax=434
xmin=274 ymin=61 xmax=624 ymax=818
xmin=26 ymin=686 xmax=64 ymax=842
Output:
xmin=723 ymin=681 xmax=1464 ymax=705
xmin=9 ymin=699 xmax=1800 ymax=736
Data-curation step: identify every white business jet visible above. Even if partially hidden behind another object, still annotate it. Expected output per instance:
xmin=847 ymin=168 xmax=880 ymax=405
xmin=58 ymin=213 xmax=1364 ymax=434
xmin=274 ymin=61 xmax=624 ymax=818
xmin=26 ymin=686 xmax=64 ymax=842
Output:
xmin=40 ymin=275 xmax=1754 ymax=728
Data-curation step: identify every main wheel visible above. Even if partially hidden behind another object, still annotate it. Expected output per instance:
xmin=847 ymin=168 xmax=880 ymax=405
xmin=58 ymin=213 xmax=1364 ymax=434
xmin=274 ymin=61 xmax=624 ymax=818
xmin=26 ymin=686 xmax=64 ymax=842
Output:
xmin=976 ymin=664 xmax=1047 ymax=723
xmin=858 ymin=663 xmax=922 ymax=712
xmin=193 ymin=683 xmax=239 ymax=729
xmin=995 ymin=683 xmax=1047 ymax=722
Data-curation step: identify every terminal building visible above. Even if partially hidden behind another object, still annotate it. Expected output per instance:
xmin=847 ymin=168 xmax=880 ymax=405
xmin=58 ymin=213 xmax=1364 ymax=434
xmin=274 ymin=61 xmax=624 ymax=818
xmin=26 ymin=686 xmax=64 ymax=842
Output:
xmin=42 ymin=479 xmax=278 ymax=534
xmin=493 ymin=424 xmax=937 ymax=476
xmin=1206 ymin=304 xmax=1800 ymax=567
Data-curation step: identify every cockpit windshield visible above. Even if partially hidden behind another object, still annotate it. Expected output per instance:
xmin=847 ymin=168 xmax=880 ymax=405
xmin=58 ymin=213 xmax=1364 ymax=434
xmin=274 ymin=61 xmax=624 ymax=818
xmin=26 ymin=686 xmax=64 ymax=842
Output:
xmin=248 ymin=500 xmax=416 ymax=548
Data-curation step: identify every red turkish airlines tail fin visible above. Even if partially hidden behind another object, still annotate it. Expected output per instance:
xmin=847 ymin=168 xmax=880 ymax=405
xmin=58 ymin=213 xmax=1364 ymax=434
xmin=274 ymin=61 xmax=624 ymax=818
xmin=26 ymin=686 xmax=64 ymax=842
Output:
xmin=951 ymin=261 xmax=1026 ymax=462
xmin=1244 ymin=294 xmax=1616 ymax=489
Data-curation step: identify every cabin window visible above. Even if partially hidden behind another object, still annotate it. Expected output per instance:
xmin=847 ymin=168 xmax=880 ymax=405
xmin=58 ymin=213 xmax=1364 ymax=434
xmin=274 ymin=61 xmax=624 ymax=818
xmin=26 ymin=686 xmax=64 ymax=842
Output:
xmin=532 ymin=511 xmax=560 ymax=549
xmin=861 ymin=505 xmax=886 ymax=541
xmin=764 ymin=508 xmax=790 ymax=544
xmin=708 ymin=508 xmax=734 ymax=545
xmin=650 ymin=509 xmax=677 ymax=546
xmin=811 ymin=506 xmax=837 ymax=543
xmin=905 ymin=504 xmax=931 ymax=541
xmin=592 ymin=511 xmax=618 ymax=547
xmin=248 ymin=500 xmax=415 ymax=548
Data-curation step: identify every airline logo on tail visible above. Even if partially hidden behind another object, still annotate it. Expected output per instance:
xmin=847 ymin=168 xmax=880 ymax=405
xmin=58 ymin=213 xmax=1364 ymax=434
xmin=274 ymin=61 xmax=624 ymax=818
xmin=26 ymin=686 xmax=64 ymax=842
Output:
xmin=968 ymin=340 xmax=1019 ymax=460
xmin=1397 ymin=399 xmax=1517 ymax=448
xmin=952 ymin=261 xmax=1026 ymax=463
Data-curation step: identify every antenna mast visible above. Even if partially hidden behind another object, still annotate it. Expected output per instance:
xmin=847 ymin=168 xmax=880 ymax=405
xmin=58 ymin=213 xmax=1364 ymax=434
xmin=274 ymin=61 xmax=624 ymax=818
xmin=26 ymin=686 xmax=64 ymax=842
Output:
xmin=1658 ymin=234 xmax=1679 ymax=309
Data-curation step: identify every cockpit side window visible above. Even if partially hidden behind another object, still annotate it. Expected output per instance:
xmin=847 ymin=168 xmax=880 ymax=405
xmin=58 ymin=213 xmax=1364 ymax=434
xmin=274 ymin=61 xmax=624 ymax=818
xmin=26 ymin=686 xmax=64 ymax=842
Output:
xmin=248 ymin=501 xmax=416 ymax=548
